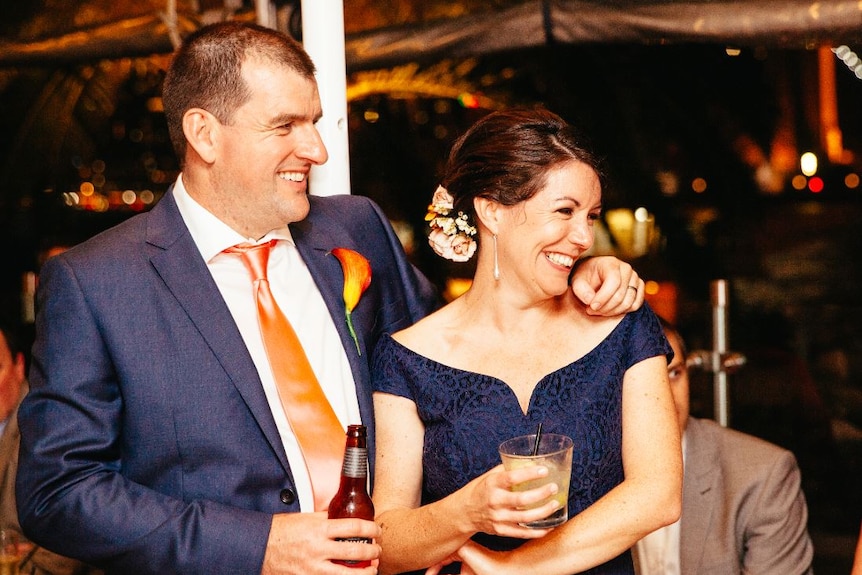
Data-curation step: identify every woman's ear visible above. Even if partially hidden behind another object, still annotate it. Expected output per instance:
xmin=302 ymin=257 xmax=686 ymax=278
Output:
xmin=473 ymin=197 xmax=501 ymax=235
xmin=183 ymin=108 xmax=219 ymax=164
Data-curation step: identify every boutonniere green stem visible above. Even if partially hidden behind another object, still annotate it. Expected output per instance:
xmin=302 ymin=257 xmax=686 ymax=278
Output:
xmin=331 ymin=248 xmax=372 ymax=354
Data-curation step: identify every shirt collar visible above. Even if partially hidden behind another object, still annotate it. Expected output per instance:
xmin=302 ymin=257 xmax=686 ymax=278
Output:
xmin=172 ymin=174 xmax=295 ymax=263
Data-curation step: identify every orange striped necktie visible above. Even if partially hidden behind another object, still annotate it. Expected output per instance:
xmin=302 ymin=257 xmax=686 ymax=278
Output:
xmin=225 ymin=239 xmax=344 ymax=511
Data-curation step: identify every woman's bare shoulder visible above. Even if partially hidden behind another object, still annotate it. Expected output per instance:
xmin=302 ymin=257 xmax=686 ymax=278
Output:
xmin=392 ymin=300 xmax=461 ymax=354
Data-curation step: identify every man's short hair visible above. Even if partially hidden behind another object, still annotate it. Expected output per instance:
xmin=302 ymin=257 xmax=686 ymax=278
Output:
xmin=161 ymin=21 xmax=317 ymax=162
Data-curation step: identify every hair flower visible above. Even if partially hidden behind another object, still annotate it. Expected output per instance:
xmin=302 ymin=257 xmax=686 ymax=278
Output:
xmin=330 ymin=248 xmax=372 ymax=354
xmin=426 ymin=185 xmax=477 ymax=262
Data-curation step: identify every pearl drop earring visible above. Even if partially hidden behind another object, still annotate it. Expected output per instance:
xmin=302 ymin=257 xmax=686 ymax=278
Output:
xmin=493 ymin=234 xmax=500 ymax=281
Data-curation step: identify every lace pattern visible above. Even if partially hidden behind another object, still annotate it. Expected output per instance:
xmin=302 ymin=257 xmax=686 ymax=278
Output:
xmin=371 ymin=305 xmax=671 ymax=574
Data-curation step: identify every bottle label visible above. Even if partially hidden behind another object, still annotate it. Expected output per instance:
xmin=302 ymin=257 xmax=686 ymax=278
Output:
xmin=333 ymin=537 xmax=372 ymax=568
xmin=341 ymin=447 xmax=368 ymax=479
xmin=336 ymin=537 xmax=372 ymax=545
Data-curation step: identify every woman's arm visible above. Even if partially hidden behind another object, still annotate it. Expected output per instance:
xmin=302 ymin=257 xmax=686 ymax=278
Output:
xmin=458 ymin=355 xmax=683 ymax=575
xmin=372 ymin=393 xmax=556 ymax=575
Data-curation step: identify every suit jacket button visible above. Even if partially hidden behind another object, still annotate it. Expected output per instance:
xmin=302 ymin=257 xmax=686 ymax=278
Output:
xmin=279 ymin=488 xmax=296 ymax=505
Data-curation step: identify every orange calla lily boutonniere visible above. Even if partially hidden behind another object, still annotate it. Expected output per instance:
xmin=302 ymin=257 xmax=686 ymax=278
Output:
xmin=331 ymin=248 xmax=372 ymax=355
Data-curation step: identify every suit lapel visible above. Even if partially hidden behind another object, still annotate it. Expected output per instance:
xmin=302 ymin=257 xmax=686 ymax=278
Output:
xmin=680 ymin=418 xmax=720 ymax=573
xmin=290 ymin=211 xmax=375 ymax=431
xmin=291 ymin=222 xmax=353 ymax=351
xmin=145 ymin=191 xmax=291 ymax=474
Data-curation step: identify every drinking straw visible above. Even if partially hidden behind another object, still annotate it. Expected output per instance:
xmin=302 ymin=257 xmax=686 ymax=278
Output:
xmin=531 ymin=422 xmax=543 ymax=456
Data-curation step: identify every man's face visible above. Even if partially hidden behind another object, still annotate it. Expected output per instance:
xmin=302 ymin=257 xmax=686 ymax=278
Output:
xmin=207 ymin=57 xmax=329 ymax=239
xmin=0 ymin=332 xmax=25 ymax=421
xmin=665 ymin=329 xmax=690 ymax=433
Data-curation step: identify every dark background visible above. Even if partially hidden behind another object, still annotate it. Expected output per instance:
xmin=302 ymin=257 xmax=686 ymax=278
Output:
xmin=1 ymin=2 xmax=861 ymax=570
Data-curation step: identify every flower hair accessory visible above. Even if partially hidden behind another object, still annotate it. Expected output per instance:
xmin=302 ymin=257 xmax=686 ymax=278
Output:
xmin=425 ymin=185 xmax=477 ymax=262
xmin=330 ymin=248 xmax=372 ymax=355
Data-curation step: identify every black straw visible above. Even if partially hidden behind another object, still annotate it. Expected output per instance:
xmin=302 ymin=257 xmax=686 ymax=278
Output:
xmin=531 ymin=422 xmax=543 ymax=456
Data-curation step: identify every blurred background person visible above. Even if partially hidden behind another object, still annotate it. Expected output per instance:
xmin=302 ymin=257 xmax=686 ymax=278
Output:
xmin=0 ymin=320 xmax=103 ymax=575
xmin=634 ymin=317 xmax=814 ymax=574
xmin=0 ymin=322 xmax=25 ymax=438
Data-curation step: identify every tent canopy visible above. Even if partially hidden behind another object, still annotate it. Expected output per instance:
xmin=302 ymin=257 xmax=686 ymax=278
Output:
xmin=1 ymin=0 xmax=859 ymax=221
xmin=1 ymin=0 xmax=861 ymax=69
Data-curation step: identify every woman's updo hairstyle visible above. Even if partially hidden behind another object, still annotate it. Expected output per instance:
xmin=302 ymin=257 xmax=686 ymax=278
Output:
xmin=440 ymin=107 xmax=604 ymax=222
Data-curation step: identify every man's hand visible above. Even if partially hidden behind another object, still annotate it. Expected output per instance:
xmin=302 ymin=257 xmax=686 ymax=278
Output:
xmin=570 ymin=256 xmax=644 ymax=316
xmin=262 ymin=513 xmax=381 ymax=575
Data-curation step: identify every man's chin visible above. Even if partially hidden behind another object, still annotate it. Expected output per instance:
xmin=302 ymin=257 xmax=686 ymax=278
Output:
xmin=282 ymin=197 xmax=311 ymax=225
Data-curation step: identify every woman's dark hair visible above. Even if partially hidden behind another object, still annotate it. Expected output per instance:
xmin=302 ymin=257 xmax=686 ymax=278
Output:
xmin=162 ymin=21 xmax=317 ymax=162
xmin=440 ymin=107 xmax=604 ymax=221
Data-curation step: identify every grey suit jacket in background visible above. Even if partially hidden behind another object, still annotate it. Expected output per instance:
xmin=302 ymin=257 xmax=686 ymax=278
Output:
xmin=680 ymin=416 xmax=814 ymax=574
xmin=16 ymin=189 xmax=439 ymax=575
xmin=1 ymin=393 xmax=104 ymax=575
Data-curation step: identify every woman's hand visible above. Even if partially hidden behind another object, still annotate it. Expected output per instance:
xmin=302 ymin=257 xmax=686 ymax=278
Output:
xmin=570 ymin=256 xmax=644 ymax=316
xmin=459 ymin=464 xmax=560 ymax=539
xmin=423 ymin=553 xmax=461 ymax=575
xmin=453 ymin=541 xmax=501 ymax=575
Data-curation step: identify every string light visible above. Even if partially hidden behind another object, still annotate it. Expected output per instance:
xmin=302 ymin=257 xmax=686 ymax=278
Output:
xmin=833 ymin=45 xmax=862 ymax=79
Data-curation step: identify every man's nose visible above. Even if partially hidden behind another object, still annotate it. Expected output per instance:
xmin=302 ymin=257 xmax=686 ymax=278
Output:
xmin=297 ymin=125 xmax=329 ymax=165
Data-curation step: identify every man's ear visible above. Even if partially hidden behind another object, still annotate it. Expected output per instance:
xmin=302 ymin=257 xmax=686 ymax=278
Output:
xmin=473 ymin=196 xmax=501 ymax=235
xmin=183 ymin=108 xmax=219 ymax=164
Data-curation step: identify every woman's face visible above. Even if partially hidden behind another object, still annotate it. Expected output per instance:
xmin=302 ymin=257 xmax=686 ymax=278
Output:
xmin=496 ymin=160 xmax=601 ymax=298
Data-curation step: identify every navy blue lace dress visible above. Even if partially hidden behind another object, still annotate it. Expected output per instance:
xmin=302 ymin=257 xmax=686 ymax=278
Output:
xmin=371 ymin=305 xmax=671 ymax=575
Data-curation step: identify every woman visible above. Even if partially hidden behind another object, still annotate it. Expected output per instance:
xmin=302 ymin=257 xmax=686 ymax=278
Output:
xmin=371 ymin=108 xmax=682 ymax=575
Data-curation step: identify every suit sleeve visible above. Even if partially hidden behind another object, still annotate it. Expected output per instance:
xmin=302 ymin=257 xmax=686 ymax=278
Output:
xmin=740 ymin=450 xmax=814 ymax=575
xmin=17 ymin=255 xmax=272 ymax=575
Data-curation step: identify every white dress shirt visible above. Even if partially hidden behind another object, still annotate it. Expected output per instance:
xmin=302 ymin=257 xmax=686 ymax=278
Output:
xmin=172 ymin=176 xmax=361 ymax=511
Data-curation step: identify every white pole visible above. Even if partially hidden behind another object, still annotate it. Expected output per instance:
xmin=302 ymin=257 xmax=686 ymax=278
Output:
xmin=254 ymin=0 xmax=276 ymax=29
xmin=300 ymin=0 xmax=351 ymax=196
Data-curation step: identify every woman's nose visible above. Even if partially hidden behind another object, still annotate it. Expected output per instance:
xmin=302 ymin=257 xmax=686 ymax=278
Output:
xmin=569 ymin=220 xmax=594 ymax=249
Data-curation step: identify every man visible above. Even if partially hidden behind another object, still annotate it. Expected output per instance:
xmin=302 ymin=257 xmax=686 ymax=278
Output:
xmin=635 ymin=318 xmax=814 ymax=574
xmin=1 ymin=322 xmax=103 ymax=575
xmin=18 ymin=22 xmax=644 ymax=575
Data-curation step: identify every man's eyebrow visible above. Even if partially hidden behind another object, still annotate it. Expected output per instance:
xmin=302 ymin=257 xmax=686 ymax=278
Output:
xmin=267 ymin=111 xmax=323 ymax=125
xmin=267 ymin=113 xmax=302 ymax=125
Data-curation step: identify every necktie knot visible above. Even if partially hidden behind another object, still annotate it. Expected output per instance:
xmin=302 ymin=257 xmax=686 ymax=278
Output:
xmin=225 ymin=239 xmax=277 ymax=283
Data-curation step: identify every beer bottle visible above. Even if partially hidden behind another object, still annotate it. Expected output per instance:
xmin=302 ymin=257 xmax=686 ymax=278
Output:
xmin=328 ymin=424 xmax=375 ymax=567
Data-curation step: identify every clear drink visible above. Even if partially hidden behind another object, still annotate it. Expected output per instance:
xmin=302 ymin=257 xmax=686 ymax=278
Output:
xmin=499 ymin=433 xmax=573 ymax=528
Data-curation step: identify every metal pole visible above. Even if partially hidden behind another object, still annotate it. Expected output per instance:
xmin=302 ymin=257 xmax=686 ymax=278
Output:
xmin=300 ymin=0 xmax=351 ymax=197
xmin=687 ymin=279 xmax=745 ymax=427
xmin=712 ymin=280 xmax=730 ymax=427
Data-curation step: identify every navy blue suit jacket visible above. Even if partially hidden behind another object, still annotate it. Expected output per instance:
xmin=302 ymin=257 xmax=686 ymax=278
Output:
xmin=17 ymin=189 xmax=439 ymax=574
